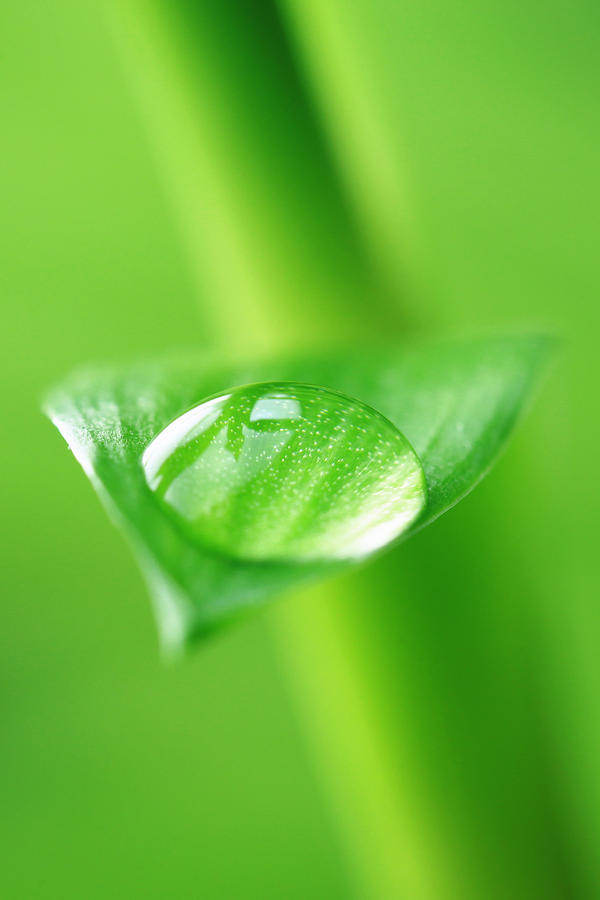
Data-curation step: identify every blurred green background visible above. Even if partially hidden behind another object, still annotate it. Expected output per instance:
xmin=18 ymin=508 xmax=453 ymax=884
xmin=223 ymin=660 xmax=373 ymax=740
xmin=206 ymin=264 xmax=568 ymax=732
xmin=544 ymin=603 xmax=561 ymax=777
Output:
xmin=2 ymin=1 xmax=598 ymax=898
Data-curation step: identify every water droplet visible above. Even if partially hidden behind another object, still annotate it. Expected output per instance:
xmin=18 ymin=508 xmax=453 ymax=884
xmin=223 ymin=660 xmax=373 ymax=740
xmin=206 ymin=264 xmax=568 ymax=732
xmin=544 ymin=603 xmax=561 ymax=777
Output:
xmin=142 ymin=383 xmax=426 ymax=563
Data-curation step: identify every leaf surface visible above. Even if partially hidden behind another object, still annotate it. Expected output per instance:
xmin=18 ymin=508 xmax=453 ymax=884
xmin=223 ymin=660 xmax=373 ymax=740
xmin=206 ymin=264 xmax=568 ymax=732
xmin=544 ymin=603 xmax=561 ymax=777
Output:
xmin=45 ymin=336 xmax=551 ymax=650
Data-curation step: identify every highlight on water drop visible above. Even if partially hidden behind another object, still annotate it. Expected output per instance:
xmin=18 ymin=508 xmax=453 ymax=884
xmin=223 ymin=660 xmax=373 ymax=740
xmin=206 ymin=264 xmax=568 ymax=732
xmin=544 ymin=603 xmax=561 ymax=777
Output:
xmin=142 ymin=382 xmax=427 ymax=564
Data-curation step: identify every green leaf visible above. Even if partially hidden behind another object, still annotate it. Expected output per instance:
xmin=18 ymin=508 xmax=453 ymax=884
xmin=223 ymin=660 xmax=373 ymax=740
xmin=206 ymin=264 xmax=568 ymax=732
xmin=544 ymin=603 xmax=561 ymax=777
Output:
xmin=44 ymin=335 xmax=552 ymax=652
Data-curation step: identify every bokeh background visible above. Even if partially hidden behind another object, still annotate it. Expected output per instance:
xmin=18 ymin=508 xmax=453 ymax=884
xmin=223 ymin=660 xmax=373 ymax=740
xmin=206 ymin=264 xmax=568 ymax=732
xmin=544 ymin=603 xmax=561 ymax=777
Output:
xmin=2 ymin=1 xmax=599 ymax=898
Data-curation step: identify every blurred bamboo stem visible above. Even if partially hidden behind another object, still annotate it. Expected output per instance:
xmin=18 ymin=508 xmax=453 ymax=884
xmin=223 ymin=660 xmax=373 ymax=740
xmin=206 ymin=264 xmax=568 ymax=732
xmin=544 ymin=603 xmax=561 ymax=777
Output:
xmin=105 ymin=2 xmax=445 ymax=897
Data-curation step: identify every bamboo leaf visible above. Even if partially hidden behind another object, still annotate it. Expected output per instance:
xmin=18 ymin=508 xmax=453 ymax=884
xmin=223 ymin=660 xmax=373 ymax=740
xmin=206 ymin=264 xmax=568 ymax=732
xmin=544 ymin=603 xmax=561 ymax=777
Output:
xmin=45 ymin=335 xmax=551 ymax=652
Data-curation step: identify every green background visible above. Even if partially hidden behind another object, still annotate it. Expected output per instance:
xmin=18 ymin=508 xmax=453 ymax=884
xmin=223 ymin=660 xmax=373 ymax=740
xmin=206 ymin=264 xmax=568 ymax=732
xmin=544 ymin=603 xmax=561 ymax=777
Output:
xmin=2 ymin=1 xmax=598 ymax=898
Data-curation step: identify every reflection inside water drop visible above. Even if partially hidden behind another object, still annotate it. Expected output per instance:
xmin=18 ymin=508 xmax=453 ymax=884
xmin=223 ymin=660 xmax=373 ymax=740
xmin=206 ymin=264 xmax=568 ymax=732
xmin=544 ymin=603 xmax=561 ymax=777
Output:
xmin=142 ymin=383 xmax=426 ymax=563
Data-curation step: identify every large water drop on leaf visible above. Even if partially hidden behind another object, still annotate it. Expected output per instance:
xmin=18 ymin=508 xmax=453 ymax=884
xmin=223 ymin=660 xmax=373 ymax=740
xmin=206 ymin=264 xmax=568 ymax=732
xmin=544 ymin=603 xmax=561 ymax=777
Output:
xmin=142 ymin=382 xmax=426 ymax=563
